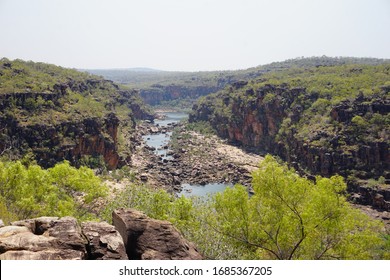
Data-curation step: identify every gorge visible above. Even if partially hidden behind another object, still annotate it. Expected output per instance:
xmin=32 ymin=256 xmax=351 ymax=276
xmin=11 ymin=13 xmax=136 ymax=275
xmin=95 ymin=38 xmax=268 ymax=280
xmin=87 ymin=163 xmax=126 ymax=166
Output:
xmin=1 ymin=57 xmax=389 ymax=259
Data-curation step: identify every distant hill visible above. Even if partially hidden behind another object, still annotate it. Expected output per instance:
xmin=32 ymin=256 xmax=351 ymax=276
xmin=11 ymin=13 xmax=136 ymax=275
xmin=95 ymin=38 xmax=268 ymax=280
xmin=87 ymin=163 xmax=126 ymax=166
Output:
xmin=84 ymin=67 xmax=164 ymax=76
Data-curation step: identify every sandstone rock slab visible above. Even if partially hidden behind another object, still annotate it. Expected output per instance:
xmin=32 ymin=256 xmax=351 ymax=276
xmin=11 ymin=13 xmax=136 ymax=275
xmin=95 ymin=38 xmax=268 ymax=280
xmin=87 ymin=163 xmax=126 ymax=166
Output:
xmin=82 ymin=221 xmax=127 ymax=260
xmin=112 ymin=208 xmax=202 ymax=260
xmin=0 ymin=216 xmax=87 ymax=260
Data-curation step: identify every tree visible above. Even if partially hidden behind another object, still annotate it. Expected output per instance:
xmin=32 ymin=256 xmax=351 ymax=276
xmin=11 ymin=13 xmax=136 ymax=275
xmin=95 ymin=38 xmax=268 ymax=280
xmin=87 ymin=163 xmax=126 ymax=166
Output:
xmin=0 ymin=160 xmax=107 ymax=223
xmin=211 ymin=155 xmax=385 ymax=259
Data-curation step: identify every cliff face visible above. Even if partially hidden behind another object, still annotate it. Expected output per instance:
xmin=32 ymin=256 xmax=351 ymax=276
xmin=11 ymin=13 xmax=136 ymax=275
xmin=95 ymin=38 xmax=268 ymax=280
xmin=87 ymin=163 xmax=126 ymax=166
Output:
xmin=191 ymin=85 xmax=389 ymax=178
xmin=117 ymin=89 xmax=154 ymax=120
xmin=0 ymin=59 xmax=154 ymax=169
xmin=190 ymin=82 xmax=390 ymax=210
xmin=0 ymin=101 xmax=123 ymax=169
xmin=191 ymin=84 xmax=297 ymax=152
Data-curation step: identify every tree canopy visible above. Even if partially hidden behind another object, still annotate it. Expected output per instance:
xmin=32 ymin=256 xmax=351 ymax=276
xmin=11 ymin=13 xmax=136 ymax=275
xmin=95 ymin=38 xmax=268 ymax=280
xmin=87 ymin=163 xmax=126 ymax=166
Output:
xmin=101 ymin=155 xmax=388 ymax=260
xmin=0 ymin=160 xmax=108 ymax=223
xmin=212 ymin=155 xmax=386 ymax=259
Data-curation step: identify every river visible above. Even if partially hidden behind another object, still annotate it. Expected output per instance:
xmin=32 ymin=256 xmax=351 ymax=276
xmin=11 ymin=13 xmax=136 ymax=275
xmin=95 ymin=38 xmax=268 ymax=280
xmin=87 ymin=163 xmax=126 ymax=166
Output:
xmin=142 ymin=111 xmax=233 ymax=197
xmin=142 ymin=112 xmax=187 ymax=160
xmin=178 ymin=183 xmax=233 ymax=197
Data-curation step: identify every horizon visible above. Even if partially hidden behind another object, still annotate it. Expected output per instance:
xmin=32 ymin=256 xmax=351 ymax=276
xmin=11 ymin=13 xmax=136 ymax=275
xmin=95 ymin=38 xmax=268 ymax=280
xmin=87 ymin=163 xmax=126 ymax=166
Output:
xmin=79 ymin=55 xmax=390 ymax=72
xmin=1 ymin=0 xmax=390 ymax=71
xmin=3 ymin=55 xmax=390 ymax=73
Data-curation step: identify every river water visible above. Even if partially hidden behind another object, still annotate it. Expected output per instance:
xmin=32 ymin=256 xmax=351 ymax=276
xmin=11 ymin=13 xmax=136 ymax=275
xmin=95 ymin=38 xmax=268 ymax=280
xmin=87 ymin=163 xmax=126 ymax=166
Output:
xmin=142 ymin=112 xmax=187 ymax=160
xmin=178 ymin=183 xmax=233 ymax=197
xmin=143 ymin=111 xmax=233 ymax=197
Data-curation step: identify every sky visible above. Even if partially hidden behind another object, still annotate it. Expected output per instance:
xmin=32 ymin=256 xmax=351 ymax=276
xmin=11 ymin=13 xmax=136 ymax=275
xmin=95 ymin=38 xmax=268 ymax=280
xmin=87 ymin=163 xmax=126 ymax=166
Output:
xmin=0 ymin=0 xmax=389 ymax=71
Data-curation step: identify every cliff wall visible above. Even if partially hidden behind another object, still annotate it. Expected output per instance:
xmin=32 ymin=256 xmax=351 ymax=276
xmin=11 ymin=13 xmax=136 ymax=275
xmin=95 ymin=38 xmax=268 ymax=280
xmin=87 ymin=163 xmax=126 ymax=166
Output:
xmin=190 ymin=83 xmax=390 ymax=210
xmin=0 ymin=59 xmax=154 ymax=168
xmin=0 ymin=110 xmax=123 ymax=169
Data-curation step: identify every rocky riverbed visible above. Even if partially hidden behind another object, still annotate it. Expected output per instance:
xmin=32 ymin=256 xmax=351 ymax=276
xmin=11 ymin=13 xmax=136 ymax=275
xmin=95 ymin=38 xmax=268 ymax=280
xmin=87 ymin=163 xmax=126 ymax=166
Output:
xmin=121 ymin=116 xmax=390 ymax=230
xmin=129 ymin=119 xmax=263 ymax=193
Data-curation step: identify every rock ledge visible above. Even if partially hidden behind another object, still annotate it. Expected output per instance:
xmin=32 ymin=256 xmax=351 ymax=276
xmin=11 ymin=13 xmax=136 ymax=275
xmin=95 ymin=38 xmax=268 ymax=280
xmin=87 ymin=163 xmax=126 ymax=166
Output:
xmin=0 ymin=209 xmax=201 ymax=260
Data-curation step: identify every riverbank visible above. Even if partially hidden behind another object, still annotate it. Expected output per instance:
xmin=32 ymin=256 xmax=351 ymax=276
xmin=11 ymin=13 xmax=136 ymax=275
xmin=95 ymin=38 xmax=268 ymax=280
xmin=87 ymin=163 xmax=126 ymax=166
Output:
xmin=111 ymin=115 xmax=390 ymax=230
xmin=169 ymin=125 xmax=263 ymax=187
xmin=129 ymin=119 xmax=263 ymax=193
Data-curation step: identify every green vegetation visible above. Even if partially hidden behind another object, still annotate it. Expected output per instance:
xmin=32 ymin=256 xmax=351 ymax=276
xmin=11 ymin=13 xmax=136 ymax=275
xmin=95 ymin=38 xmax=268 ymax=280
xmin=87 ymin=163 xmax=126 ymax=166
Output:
xmin=88 ymin=56 xmax=390 ymax=89
xmin=87 ymin=56 xmax=390 ymax=107
xmin=0 ymin=58 xmax=90 ymax=94
xmin=0 ymin=57 xmax=150 ymax=124
xmin=0 ymin=58 xmax=152 ymax=167
xmin=101 ymin=155 xmax=388 ymax=260
xmin=1 ymin=57 xmax=388 ymax=260
xmin=212 ymin=156 xmax=386 ymax=259
xmin=191 ymin=63 xmax=390 ymax=179
xmin=0 ymin=159 xmax=108 ymax=224
xmin=185 ymin=121 xmax=216 ymax=135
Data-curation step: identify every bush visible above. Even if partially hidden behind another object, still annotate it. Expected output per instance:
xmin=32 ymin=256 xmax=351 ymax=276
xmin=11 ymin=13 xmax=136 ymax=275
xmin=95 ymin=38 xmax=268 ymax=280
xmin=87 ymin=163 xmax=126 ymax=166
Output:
xmin=101 ymin=156 xmax=388 ymax=259
xmin=185 ymin=121 xmax=216 ymax=135
xmin=0 ymin=160 xmax=107 ymax=223
xmin=211 ymin=155 xmax=386 ymax=259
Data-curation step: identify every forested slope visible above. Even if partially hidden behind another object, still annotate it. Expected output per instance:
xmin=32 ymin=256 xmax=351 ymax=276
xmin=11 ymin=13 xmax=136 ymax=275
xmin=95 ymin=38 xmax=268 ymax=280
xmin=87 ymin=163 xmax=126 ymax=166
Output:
xmin=87 ymin=56 xmax=390 ymax=107
xmin=0 ymin=58 xmax=152 ymax=168
xmin=190 ymin=63 xmax=390 ymax=208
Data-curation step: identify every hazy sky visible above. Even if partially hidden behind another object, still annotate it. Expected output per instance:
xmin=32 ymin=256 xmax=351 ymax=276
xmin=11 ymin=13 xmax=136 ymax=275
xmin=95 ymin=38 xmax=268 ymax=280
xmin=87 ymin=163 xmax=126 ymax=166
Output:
xmin=1 ymin=0 xmax=389 ymax=71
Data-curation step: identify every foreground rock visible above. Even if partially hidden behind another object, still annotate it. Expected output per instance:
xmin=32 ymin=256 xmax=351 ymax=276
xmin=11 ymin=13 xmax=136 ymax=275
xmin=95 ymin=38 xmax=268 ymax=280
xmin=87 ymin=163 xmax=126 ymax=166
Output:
xmin=113 ymin=208 xmax=202 ymax=260
xmin=82 ymin=221 xmax=128 ymax=260
xmin=0 ymin=209 xmax=202 ymax=260
xmin=0 ymin=217 xmax=88 ymax=260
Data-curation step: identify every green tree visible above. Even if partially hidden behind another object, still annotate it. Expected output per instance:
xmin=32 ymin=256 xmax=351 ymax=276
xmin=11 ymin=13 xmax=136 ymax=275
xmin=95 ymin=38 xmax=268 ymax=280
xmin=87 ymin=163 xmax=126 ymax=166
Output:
xmin=211 ymin=155 xmax=385 ymax=259
xmin=0 ymin=160 xmax=107 ymax=223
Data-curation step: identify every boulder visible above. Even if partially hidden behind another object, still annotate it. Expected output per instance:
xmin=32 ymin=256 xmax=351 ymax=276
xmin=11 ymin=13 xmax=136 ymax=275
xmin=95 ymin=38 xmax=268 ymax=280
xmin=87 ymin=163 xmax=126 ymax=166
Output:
xmin=140 ymin=173 xmax=148 ymax=181
xmin=0 ymin=217 xmax=88 ymax=260
xmin=81 ymin=221 xmax=127 ymax=260
xmin=0 ymin=210 xmax=203 ymax=260
xmin=112 ymin=208 xmax=202 ymax=260
xmin=171 ymin=169 xmax=183 ymax=176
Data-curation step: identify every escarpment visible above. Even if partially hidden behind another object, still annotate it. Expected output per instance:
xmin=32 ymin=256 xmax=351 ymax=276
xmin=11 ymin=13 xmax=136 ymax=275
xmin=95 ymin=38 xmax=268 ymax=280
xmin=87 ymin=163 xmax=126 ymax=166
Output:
xmin=0 ymin=112 xmax=122 ymax=169
xmin=191 ymin=86 xmax=389 ymax=177
xmin=0 ymin=59 xmax=153 ymax=168
xmin=190 ymin=64 xmax=390 ymax=211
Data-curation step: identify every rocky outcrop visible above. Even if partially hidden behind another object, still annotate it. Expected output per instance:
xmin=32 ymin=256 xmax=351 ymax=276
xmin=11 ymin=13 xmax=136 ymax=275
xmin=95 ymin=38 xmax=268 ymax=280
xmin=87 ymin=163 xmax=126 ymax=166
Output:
xmin=0 ymin=210 xmax=202 ymax=260
xmin=113 ymin=208 xmax=202 ymax=260
xmin=117 ymin=89 xmax=154 ymax=121
xmin=0 ymin=217 xmax=88 ymax=260
xmin=0 ymin=91 xmax=66 ymax=111
xmin=190 ymin=84 xmax=298 ymax=151
xmin=348 ymin=183 xmax=390 ymax=211
xmin=190 ymin=84 xmax=390 ymax=210
xmin=82 ymin=221 xmax=128 ymax=260
xmin=0 ymin=59 xmax=153 ymax=169
xmin=0 ymin=113 xmax=122 ymax=169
